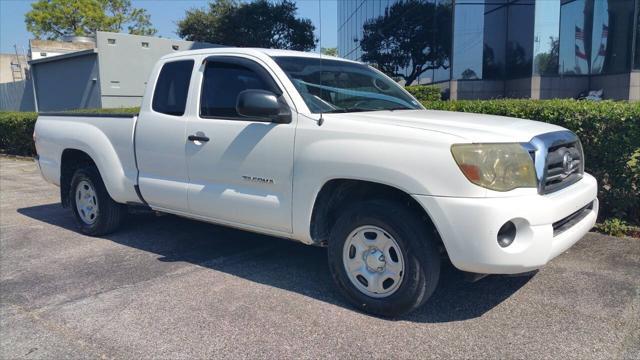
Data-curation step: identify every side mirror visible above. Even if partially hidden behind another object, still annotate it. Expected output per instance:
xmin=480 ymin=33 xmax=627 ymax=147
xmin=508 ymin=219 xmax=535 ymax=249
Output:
xmin=236 ymin=89 xmax=291 ymax=124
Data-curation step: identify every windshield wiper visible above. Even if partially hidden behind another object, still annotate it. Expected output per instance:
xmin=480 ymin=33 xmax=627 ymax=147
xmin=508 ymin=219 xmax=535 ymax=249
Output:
xmin=386 ymin=107 xmax=414 ymax=111
xmin=323 ymin=108 xmax=373 ymax=114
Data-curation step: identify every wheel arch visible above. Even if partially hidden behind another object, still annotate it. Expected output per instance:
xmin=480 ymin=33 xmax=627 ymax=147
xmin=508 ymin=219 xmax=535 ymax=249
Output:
xmin=309 ymin=178 xmax=443 ymax=250
xmin=60 ymin=149 xmax=102 ymax=207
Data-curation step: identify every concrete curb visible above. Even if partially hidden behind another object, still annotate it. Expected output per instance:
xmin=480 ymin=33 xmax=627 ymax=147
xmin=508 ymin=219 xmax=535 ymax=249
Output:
xmin=0 ymin=154 xmax=35 ymax=161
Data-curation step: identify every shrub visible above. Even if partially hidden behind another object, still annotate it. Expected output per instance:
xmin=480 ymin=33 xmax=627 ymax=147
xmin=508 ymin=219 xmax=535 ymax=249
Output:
xmin=405 ymin=85 xmax=442 ymax=102
xmin=595 ymin=218 xmax=630 ymax=237
xmin=0 ymin=112 xmax=37 ymax=156
xmin=0 ymin=108 xmax=139 ymax=157
xmin=422 ymin=99 xmax=640 ymax=224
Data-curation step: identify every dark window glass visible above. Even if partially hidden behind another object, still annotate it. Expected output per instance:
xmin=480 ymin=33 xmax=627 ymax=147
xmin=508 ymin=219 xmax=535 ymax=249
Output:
xmin=453 ymin=3 xmax=484 ymax=79
xmin=433 ymin=0 xmax=453 ymax=83
xmin=152 ymin=60 xmax=194 ymax=116
xmin=591 ymin=0 xmax=633 ymax=74
xmin=274 ymin=56 xmax=421 ymax=113
xmin=200 ymin=60 xmax=279 ymax=118
xmin=636 ymin=5 xmax=640 ymax=70
xmin=533 ymin=0 xmax=560 ymax=75
xmin=559 ymin=0 xmax=590 ymax=75
xmin=483 ymin=2 xmax=507 ymax=79
xmin=506 ymin=1 xmax=535 ymax=78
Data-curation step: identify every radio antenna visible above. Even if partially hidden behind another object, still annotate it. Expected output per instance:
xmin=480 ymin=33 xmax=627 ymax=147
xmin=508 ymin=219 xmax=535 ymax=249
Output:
xmin=317 ymin=0 xmax=324 ymax=126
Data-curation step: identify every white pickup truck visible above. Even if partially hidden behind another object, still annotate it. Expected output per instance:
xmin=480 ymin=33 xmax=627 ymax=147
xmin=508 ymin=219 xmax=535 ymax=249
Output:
xmin=34 ymin=48 xmax=598 ymax=317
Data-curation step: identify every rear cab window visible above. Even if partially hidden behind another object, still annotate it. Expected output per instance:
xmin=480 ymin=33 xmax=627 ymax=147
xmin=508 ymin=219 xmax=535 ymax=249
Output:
xmin=152 ymin=60 xmax=194 ymax=116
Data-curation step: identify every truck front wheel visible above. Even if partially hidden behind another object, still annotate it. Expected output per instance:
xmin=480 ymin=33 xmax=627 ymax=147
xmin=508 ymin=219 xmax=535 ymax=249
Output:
xmin=327 ymin=200 xmax=440 ymax=317
xmin=69 ymin=166 xmax=125 ymax=236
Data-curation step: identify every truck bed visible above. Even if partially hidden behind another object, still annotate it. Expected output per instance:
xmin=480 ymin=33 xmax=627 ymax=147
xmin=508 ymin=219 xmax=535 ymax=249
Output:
xmin=34 ymin=112 xmax=141 ymax=205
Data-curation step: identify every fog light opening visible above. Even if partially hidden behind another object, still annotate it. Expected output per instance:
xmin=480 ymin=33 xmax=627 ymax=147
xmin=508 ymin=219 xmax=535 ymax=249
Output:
xmin=497 ymin=221 xmax=517 ymax=248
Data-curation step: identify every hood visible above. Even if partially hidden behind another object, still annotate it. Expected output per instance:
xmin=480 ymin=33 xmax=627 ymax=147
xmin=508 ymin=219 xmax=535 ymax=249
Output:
xmin=338 ymin=109 xmax=567 ymax=143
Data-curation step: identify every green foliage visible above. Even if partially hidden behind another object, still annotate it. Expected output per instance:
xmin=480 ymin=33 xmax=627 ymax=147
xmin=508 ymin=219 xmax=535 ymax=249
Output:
xmin=25 ymin=0 xmax=156 ymax=40
xmin=0 ymin=112 xmax=38 ymax=156
xmin=405 ymin=85 xmax=442 ymax=102
xmin=0 ymin=108 xmax=139 ymax=156
xmin=2 ymin=100 xmax=639 ymax=226
xmin=321 ymin=47 xmax=338 ymax=57
xmin=177 ymin=0 xmax=316 ymax=51
xmin=360 ymin=0 xmax=452 ymax=85
xmin=596 ymin=218 xmax=630 ymax=237
xmin=421 ymin=99 xmax=640 ymax=224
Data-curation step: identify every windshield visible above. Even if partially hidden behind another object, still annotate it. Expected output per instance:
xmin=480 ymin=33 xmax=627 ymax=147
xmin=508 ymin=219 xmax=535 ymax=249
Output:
xmin=272 ymin=56 xmax=422 ymax=113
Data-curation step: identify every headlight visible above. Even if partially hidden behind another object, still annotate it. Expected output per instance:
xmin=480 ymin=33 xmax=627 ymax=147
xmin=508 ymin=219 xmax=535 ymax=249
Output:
xmin=451 ymin=143 xmax=537 ymax=191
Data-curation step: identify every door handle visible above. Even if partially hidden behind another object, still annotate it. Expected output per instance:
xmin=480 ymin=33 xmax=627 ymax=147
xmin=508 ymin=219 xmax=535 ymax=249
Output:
xmin=188 ymin=134 xmax=210 ymax=142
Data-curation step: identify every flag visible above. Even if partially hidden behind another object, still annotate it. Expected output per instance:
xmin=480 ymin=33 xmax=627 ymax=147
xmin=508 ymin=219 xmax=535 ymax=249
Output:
xmin=598 ymin=44 xmax=606 ymax=56
xmin=575 ymin=45 xmax=588 ymax=60
xmin=601 ymin=24 xmax=609 ymax=38
xmin=575 ymin=26 xmax=584 ymax=40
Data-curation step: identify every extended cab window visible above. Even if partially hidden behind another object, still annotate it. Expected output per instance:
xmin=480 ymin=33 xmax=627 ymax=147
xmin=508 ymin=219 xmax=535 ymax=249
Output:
xmin=152 ymin=60 xmax=194 ymax=116
xmin=200 ymin=58 xmax=280 ymax=119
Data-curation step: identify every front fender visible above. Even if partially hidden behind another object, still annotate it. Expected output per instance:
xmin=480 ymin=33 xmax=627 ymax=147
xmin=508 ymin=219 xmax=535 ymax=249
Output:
xmin=290 ymin=119 xmax=483 ymax=243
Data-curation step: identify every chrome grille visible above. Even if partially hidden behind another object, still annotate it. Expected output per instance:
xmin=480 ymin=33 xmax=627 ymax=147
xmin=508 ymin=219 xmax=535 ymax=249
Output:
xmin=542 ymin=141 xmax=583 ymax=193
xmin=527 ymin=130 xmax=584 ymax=194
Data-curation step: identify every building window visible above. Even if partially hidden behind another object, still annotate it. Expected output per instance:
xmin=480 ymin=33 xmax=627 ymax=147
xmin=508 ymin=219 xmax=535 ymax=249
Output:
xmin=533 ymin=0 xmax=560 ymax=76
xmin=506 ymin=1 xmax=535 ymax=79
xmin=40 ymin=52 xmax=47 ymax=57
xmin=152 ymin=60 xmax=194 ymax=116
xmin=483 ymin=2 xmax=507 ymax=80
xmin=107 ymin=38 xmax=116 ymax=45
xmin=453 ymin=3 xmax=484 ymax=80
xmin=560 ymin=0 xmax=634 ymax=75
xmin=141 ymin=42 xmax=149 ymax=48
xmin=559 ymin=0 xmax=590 ymax=75
xmin=590 ymin=0 xmax=634 ymax=74
xmin=635 ymin=4 xmax=640 ymax=70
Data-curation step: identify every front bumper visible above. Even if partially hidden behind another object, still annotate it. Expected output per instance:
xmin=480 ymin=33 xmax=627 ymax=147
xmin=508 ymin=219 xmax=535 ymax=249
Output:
xmin=414 ymin=173 xmax=598 ymax=274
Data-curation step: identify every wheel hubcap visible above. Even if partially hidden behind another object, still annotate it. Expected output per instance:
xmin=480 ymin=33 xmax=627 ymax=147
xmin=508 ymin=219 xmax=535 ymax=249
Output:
xmin=75 ymin=180 xmax=98 ymax=225
xmin=342 ymin=225 xmax=405 ymax=298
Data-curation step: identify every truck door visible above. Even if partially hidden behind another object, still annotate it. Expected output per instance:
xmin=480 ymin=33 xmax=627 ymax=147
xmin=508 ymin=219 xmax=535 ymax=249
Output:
xmin=136 ymin=59 xmax=195 ymax=212
xmin=185 ymin=56 xmax=295 ymax=233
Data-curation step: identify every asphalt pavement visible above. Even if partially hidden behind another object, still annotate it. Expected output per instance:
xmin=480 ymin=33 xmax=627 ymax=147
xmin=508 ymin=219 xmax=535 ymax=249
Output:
xmin=1 ymin=157 xmax=639 ymax=359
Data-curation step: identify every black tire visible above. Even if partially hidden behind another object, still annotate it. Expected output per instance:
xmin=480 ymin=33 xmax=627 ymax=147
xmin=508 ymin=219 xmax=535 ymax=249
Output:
xmin=327 ymin=199 xmax=440 ymax=317
xmin=69 ymin=166 xmax=125 ymax=236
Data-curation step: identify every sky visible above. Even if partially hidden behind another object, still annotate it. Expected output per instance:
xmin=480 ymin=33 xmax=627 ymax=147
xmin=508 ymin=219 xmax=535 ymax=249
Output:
xmin=0 ymin=0 xmax=337 ymax=54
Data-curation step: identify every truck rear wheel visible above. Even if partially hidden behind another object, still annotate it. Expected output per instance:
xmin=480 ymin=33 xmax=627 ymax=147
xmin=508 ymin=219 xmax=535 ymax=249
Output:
xmin=327 ymin=200 xmax=440 ymax=317
xmin=69 ymin=166 xmax=125 ymax=236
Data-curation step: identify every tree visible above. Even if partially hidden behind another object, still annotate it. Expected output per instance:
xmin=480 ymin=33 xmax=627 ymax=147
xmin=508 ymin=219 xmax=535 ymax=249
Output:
xmin=177 ymin=0 xmax=317 ymax=51
xmin=360 ymin=0 xmax=452 ymax=86
xmin=25 ymin=0 xmax=156 ymax=40
xmin=534 ymin=37 xmax=560 ymax=75
xmin=321 ymin=47 xmax=338 ymax=57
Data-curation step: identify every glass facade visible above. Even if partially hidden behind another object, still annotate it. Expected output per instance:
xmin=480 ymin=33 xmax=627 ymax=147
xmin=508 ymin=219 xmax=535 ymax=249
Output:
xmin=636 ymin=2 xmax=640 ymax=69
xmin=337 ymin=0 xmax=638 ymax=88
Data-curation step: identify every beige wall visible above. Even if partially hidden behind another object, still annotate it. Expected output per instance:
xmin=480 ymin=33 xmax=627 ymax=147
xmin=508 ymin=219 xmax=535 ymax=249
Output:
xmin=590 ymin=73 xmax=631 ymax=100
xmin=29 ymin=39 xmax=94 ymax=60
xmin=0 ymin=54 xmax=27 ymax=84
xmin=630 ymin=73 xmax=640 ymax=101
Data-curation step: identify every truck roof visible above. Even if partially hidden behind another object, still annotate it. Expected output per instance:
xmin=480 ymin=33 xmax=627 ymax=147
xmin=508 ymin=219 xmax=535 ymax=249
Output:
xmin=159 ymin=47 xmax=359 ymax=63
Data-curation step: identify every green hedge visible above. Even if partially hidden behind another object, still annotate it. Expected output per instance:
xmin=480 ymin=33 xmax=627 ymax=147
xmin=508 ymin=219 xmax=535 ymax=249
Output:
xmin=0 ymin=112 xmax=38 ymax=156
xmin=405 ymin=85 xmax=442 ymax=102
xmin=0 ymin=108 xmax=139 ymax=156
xmin=422 ymin=99 xmax=640 ymax=224
xmin=1 ymin=101 xmax=639 ymax=224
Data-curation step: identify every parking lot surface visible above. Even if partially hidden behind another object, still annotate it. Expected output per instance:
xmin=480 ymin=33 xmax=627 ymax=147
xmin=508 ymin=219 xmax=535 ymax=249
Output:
xmin=1 ymin=157 xmax=639 ymax=359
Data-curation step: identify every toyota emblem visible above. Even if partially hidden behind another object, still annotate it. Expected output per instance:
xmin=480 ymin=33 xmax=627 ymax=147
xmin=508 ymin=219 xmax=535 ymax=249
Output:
xmin=562 ymin=152 xmax=574 ymax=174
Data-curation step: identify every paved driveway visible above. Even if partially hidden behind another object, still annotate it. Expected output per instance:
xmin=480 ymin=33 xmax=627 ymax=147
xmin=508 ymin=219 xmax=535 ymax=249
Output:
xmin=1 ymin=157 xmax=639 ymax=359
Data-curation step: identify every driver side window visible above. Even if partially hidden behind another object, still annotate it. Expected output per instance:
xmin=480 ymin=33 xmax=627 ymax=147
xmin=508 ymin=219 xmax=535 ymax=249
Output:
xmin=200 ymin=58 xmax=280 ymax=119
